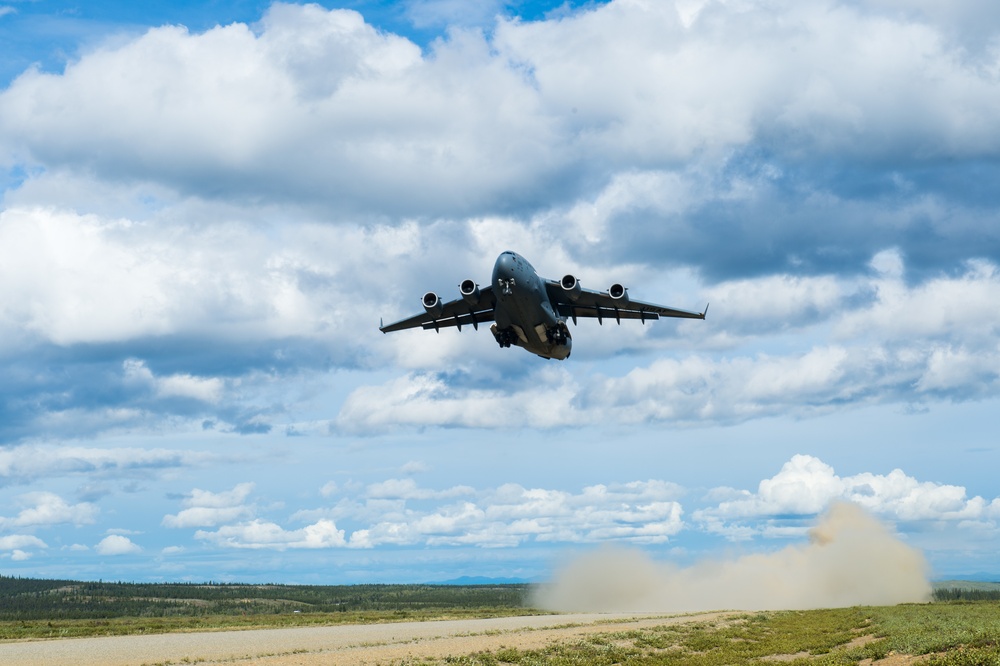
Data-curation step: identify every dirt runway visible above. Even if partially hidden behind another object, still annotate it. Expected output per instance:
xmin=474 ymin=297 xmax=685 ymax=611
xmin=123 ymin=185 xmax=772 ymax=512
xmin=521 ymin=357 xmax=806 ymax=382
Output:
xmin=0 ymin=611 xmax=729 ymax=665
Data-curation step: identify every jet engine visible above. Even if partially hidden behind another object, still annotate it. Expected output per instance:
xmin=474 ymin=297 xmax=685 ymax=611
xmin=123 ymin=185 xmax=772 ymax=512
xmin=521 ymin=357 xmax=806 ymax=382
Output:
xmin=422 ymin=291 xmax=444 ymax=316
xmin=560 ymin=274 xmax=582 ymax=301
xmin=460 ymin=279 xmax=481 ymax=305
xmin=608 ymin=283 xmax=629 ymax=303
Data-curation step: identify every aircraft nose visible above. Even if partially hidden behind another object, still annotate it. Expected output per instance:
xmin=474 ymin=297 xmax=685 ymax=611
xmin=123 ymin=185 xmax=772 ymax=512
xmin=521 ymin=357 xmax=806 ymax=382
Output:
xmin=493 ymin=252 xmax=518 ymax=296
xmin=494 ymin=252 xmax=517 ymax=279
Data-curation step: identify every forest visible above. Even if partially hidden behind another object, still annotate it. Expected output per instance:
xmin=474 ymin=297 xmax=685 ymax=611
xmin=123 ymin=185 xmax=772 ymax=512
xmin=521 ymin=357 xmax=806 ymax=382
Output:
xmin=0 ymin=575 xmax=532 ymax=620
xmin=2 ymin=575 xmax=1000 ymax=621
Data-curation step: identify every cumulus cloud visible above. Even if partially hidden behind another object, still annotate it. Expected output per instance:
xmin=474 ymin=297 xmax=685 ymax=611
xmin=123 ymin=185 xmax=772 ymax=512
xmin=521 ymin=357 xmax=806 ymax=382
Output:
xmin=336 ymin=343 xmax=965 ymax=429
xmin=400 ymin=460 xmax=430 ymax=474
xmin=123 ymin=359 xmax=223 ymax=403
xmin=695 ymin=455 xmax=1000 ymax=540
xmin=4 ymin=1 xmax=1000 ymax=434
xmin=95 ymin=534 xmax=141 ymax=555
xmin=0 ymin=4 xmax=547 ymax=217
xmin=187 ymin=477 xmax=686 ymax=551
xmin=195 ymin=518 xmax=346 ymax=550
xmin=365 ymin=478 xmax=474 ymax=500
xmin=0 ymin=206 xmax=346 ymax=348
xmin=347 ymin=479 xmax=685 ymax=549
xmin=162 ymin=482 xmax=255 ymax=528
xmin=837 ymin=255 xmax=1000 ymax=345
xmin=338 ymin=368 xmax=579 ymax=432
xmin=3 ymin=1 xmax=1000 ymax=221
xmin=0 ymin=534 xmax=47 ymax=551
xmin=282 ymin=460 xmax=1000 ymax=556
xmin=0 ymin=492 xmax=97 ymax=528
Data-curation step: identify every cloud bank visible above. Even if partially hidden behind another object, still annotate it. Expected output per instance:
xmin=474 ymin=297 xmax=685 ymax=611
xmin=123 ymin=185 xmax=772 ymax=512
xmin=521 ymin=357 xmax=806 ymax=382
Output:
xmin=1 ymin=0 xmax=999 ymax=582
xmin=1 ymin=2 xmax=999 ymax=443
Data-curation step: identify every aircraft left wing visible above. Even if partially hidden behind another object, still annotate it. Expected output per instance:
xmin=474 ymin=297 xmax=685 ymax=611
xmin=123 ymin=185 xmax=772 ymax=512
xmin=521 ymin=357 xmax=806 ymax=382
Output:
xmin=545 ymin=281 xmax=707 ymax=324
xmin=379 ymin=286 xmax=497 ymax=333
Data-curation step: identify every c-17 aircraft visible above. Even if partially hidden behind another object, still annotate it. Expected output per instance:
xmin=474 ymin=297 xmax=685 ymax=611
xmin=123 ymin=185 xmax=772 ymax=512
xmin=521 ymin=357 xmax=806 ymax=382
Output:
xmin=379 ymin=251 xmax=707 ymax=360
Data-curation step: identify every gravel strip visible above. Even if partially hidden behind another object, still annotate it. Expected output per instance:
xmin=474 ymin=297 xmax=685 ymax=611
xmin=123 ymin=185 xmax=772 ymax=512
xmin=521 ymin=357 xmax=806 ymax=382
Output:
xmin=0 ymin=612 xmax=729 ymax=665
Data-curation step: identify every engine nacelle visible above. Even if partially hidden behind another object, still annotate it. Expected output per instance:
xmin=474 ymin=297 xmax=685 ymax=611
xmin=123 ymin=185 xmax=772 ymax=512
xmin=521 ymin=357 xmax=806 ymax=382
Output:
xmin=460 ymin=279 xmax=481 ymax=305
xmin=560 ymin=274 xmax=582 ymax=301
xmin=608 ymin=283 xmax=629 ymax=303
xmin=422 ymin=291 xmax=444 ymax=317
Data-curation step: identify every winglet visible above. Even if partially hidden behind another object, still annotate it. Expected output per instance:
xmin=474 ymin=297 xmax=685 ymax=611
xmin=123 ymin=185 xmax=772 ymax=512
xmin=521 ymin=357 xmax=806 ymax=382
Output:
xmin=703 ymin=303 xmax=710 ymax=319
xmin=379 ymin=317 xmax=385 ymax=333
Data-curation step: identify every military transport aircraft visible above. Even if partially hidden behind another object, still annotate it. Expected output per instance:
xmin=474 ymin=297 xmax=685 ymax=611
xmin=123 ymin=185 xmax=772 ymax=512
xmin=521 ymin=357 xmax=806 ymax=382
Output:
xmin=379 ymin=251 xmax=707 ymax=360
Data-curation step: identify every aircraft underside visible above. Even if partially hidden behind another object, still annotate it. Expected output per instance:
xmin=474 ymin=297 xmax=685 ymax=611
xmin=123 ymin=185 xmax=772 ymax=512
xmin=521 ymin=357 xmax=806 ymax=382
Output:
xmin=490 ymin=320 xmax=572 ymax=360
xmin=378 ymin=250 xmax=705 ymax=360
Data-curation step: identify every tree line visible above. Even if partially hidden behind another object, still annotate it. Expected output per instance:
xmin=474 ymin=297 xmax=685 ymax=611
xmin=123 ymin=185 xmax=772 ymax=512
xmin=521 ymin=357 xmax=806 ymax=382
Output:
xmin=0 ymin=575 xmax=531 ymax=620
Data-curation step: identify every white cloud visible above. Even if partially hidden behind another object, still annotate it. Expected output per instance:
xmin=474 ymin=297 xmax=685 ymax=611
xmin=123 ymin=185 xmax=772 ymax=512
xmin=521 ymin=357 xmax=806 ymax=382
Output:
xmin=162 ymin=482 xmax=255 ymax=528
xmin=0 ymin=534 xmax=47 ymax=551
xmin=0 ymin=444 xmax=210 ymax=483
xmin=0 ymin=206 xmax=345 ymax=347
xmin=0 ymin=492 xmax=98 ymax=528
xmin=123 ymin=359 xmax=223 ymax=403
xmin=401 ymin=460 xmax=430 ymax=474
xmin=95 ymin=534 xmax=141 ymax=555
xmin=3 ymin=1 xmax=998 ymax=219
xmin=837 ymin=258 xmax=1000 ymax=345
xmin=338 ymin=368 xmax=579 ymax=432
xmin=365 ymin=478 xmax=474 ymax=500
xmin=702 ymin=274 xmax=846 ymax=335
xmin=201 ymin=476 xmax=686 ymax=551
xmin=0 ymin=5 xmax=543 ymax=216
xmin=0 ymin=208 xmax=178 ymax=345
xmin=347 ymin=479 xmax=685 ymax=549
xmin=694 ymin=454 xmax=1000 ymax=540
xmin=195 ymin=518 xmax=346 ymax=550
xmin=185 ymin=482 xmax=255 ymax=508
xmin=335 ymin=345 xmax=894 ymax=429
xmin=163 ymin=505 xmax=252 ymax=528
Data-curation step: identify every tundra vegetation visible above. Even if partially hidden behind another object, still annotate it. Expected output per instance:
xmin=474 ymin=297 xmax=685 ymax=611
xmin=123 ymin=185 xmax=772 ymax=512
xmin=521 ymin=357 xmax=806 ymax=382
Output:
xmin=1 ymin=576 xmax=999 ymax=666
xmin=438 ymin=602 xmax=1000 ymax=666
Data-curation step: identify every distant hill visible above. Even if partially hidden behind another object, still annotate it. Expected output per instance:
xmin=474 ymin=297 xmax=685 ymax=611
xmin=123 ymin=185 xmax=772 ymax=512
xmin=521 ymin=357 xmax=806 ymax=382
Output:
xmin=431 ymin=576 xmax=539 ymax=585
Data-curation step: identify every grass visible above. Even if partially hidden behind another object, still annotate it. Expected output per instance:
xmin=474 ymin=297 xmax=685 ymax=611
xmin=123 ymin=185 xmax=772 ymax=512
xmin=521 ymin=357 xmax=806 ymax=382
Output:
xmin=0 ymin=607 xmax=547 ymax=641
xmin=418 ymin=602 xmax=1000 ymax=665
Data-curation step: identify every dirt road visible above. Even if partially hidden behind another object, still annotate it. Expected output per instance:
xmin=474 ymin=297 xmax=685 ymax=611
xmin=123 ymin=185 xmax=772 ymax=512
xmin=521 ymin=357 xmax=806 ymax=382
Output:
xmin=0 ymin=611 xmax=729 ymax=665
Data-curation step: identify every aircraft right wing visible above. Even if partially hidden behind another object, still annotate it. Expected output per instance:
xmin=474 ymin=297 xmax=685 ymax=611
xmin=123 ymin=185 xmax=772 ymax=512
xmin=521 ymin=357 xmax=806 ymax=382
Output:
xmin=545 ymin=280 xmax=707 ymax=324
xmin=379 ymin=286 xmax=497 ymax=333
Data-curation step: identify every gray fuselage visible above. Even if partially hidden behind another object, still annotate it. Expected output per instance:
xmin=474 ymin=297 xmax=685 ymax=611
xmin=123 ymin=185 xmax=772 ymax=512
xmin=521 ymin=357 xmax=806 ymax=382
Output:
xmin=491 ymin=251 xmax=572 ymax=359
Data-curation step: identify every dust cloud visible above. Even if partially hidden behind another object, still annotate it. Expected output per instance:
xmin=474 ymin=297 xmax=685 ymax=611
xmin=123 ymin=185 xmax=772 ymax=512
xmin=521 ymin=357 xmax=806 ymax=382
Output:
xmin=533 ymin=502 xmax=931 ymax=612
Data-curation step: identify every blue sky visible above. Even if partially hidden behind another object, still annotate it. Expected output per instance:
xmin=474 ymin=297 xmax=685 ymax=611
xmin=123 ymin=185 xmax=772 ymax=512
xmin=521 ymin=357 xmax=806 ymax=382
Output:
xmin=1 ymin=0 xmax=1000 ymax=585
